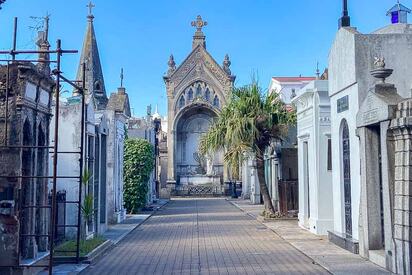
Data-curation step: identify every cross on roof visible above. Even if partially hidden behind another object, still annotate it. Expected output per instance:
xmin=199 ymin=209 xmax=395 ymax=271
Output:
xmin=87 ymin=1 xmax=95 ymax=16
xmin=120 ymin=68 xmax=124 ymax=88
xmin=191 ymin=15 xmax=207 ymax=32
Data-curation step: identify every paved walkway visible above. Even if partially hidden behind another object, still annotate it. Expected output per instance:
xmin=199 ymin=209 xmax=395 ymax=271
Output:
xmin=84 ymin=198 xmax=328 ymax=274
xmin=229 ymin=199 xmax=390 ymax=275
xmin=46 ymin=200 xmax=168 ymax=274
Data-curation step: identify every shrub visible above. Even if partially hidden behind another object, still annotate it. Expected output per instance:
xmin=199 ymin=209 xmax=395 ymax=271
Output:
xmin=123 ymin=138 xmax=154 ymax=214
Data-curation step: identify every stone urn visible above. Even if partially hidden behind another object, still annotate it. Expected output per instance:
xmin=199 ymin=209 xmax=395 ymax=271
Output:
xmin=371 ymin=57 xmax=393 ymax=83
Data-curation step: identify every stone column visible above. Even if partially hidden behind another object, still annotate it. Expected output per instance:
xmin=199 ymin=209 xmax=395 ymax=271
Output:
xmin=250 ymin=159 xmax=261 ymax=204
xmin=357 ymin=126 xmax=384 ymax=258
xmin=271 ymin=157 xmax=280 ymax=212
xmin=390 ymin=100 xmax=412 ymax=275
xmin=381 ymin=121 xmax=396 ymax=271
xmin=241 ymin=158 xmax=251 ymax=199
xmin=166 ymin=93 xmax=176 ymax=188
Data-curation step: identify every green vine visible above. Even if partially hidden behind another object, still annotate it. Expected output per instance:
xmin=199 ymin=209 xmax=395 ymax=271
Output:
xmin=123 ymin=138 xmax=154 ymax=214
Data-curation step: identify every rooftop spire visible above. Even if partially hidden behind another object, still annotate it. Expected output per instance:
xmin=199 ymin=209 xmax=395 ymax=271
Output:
xmin=316 ymin=62 xmax=320 ymax=79
xmin=120 ymin=68 xmax=124 ymax=88
xmin=339 ymin=0 xmax=351 ymax=29
xmin=36 ymin=13 xmax=51 ymax=75
xmin=191 ymin=15 xmax=207 ymax=49
xmin=75 ymin=1 xmax=107 ymax=109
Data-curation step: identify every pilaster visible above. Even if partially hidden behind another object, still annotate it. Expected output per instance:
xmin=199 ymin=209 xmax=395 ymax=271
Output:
xmin=390 ymin=99 xmax=412 ymax=275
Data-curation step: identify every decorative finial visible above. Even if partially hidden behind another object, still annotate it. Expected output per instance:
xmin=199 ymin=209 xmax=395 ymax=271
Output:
xmin=87 ymin=1 xmax=95 ymax=21
xmin=371 ymin=56 xmax=393 ymax=83
xmin=223 ymin=54 xmax=231 ymax=75
xmin=36 ymin=13 xmax=51 ymax=74
xmin=120 ymin=68 xmax=124 ymax=88
xmin=339 ymin=0 xmax=351 ymax=29
xmin=191 ymin=15 xmax=208 ymax=33
xmin=167 ymin=54 xmax=176 ymax=76
xmin=316 ymin=62 xmax=320 ymax=79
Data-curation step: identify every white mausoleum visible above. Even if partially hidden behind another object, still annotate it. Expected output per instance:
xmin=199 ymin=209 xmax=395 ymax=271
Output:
xmin=292 ymin=79 xmax=333 ymax=235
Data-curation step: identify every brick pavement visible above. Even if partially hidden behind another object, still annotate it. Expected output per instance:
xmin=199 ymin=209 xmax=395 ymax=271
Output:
xmin=83 ymin=198 xmax=329 ymax=275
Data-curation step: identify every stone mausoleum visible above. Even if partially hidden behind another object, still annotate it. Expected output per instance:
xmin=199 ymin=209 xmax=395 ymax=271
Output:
xmin=328 ymin=2 xmax=412 ymax=273
xmin=163 ymin=16 xmax=235 ymax=196
xmin=0 ymin=61 xmax=54 ymax=268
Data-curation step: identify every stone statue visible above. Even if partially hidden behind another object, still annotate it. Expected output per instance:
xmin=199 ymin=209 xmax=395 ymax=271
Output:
xmin=371 ymin=56 xmax=393 ymax=83
xmin=206 ymin=154 xmax=214 ymax=175
xmin=193 ymin=152 xmax=206 ymax=175
xmin=223 ymin=54 xmax=231 ymax=75
xmin=167 ymin=55 xmax=176 ymax=76
xmin=373 ymin=57 xmax=386 ymax=69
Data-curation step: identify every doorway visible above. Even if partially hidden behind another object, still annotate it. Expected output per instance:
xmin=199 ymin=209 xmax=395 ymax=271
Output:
xmin=303 ymin=141 xmax=310 ymax=220
xmin=341 ymin=120 xmax=352 ymax=237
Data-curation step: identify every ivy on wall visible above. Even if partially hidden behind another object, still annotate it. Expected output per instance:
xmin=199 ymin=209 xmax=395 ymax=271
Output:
xmin=123 ymin=138 xmax=154 ymax=214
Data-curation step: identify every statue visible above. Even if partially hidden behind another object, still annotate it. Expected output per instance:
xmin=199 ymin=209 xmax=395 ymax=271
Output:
xmin=373 ymin=57 xmax=386 ymax=69
xmin=193 ymin=152 xmax=206 ymax=175
xmin=167 ymin=55 xmax=176 ymax=76
xmin=371 ymin=56 xmax=393 ymax=83
xmin=223 ymin=54 xmax=232 ymax=75
xmin=206 ymin=154 xmax=214 ymax=175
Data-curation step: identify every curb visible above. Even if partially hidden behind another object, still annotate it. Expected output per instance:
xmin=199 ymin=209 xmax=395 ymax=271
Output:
xmin=226 ymin=199 xmax=333 ymax=274
xmin=77 ymin=200 xmax=170 ymax=274
xmin=83 ymin=239 xmax=113 ymax=264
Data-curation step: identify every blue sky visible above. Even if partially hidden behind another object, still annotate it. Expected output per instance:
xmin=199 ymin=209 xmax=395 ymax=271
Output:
xmin=0 ymin=0 xmax=400 ymax=117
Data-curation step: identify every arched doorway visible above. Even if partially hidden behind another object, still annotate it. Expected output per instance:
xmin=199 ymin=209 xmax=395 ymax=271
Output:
xmin=341 ymin=119 xmax=352 ymax=237
xmin=21 ymin=119 xmax=33 ymax=258
xmin=174 ymin=105 xmax=223 ymax=183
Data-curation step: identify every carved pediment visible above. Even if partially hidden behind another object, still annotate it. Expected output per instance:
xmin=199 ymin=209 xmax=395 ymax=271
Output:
xmin=292 ymin=90 xmax=314 ymax=113
xmin=357 ymin=84 xmax=403 ymax=128
xmin=168 ymin=46 xmax=232 ymax=94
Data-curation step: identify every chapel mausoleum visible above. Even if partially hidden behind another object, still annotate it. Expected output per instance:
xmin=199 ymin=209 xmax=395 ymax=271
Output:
xmin=162 ymin=16 xmax=235 ymax=196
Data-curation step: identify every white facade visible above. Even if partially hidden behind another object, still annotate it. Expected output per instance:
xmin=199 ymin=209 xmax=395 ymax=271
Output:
xmin=269 ymin=77 xmax=315 ymax=105
xmin=292 ymin=80 xmax=333 ymax=235
xmin=329 ymin=24 xmax=412 ymax=245
xmin=104 ymin=109 xmax=128 ymax=224
xmin=241 ymin=157 xmax=261 ymax=204
xmin=49 ymin=97 xmax=110 ymax=238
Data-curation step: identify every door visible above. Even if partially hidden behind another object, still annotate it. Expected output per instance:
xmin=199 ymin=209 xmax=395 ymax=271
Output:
xmin=303 ymin=141 xmax=310 ymax=219
xmin=341 ymin=121 xmax=352 ymax=237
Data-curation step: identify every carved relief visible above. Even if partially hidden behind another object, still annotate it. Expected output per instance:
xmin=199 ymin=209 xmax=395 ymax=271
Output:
xmin=174 ymin=80 xmax=221 ymax=112
xmin=170 ymin=47 xmax=232 ymax=93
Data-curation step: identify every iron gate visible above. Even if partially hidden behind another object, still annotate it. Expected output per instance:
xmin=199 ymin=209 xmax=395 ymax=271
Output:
xmin=342 ymin=120 xmax=352 ymax=237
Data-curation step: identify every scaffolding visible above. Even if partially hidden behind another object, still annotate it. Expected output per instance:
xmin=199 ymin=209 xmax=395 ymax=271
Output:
xmin=0 ymin=17 xmax=86 ymax=274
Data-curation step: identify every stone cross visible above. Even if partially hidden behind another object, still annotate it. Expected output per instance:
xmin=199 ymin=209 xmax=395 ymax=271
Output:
xmin=87 ymin=1 xmax=95 ymax=16
xmin=191 ymin=15 xmax=207 ymax=32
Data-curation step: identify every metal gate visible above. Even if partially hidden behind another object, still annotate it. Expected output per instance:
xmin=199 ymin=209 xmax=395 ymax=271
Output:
xmin=174 ymin=184 xmax=224 ymax=196
xmin=279 ymin=180 xmax=298 ymax=214
xmin=342 ymin=120 xmax=352 ymax=237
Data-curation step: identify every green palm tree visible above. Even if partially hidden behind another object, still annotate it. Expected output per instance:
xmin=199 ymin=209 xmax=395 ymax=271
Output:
xmin=199 ymin=81 xmax=296 ymax=214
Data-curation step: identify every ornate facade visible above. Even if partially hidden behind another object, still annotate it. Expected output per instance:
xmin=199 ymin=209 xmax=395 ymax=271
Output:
xmin=163 ymin=16 xmax=235 ymax=194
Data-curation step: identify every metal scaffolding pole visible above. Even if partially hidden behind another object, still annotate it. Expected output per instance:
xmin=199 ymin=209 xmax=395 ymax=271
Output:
xmin=0 ymin=17 xmax=86 ymax=274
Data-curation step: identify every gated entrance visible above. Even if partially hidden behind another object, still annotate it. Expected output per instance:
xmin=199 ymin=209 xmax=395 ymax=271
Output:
xmin=341 ymin=120 xmax=352 ymax=237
